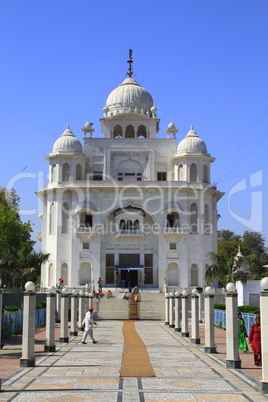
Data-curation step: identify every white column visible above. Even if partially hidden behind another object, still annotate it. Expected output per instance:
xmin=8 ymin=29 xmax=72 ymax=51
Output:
xmin=225 ymin=283 xmax=241 ymax=368
xmin=165 ymin=293 xmax=169 ymax=326
xmin=20 ymin=282 xmax=36 ymax=367
xmin=191 ymin=289 xmax=200 ymax=344
xmin=260 ymin=278 xmax=268 ymax=393
xmin=181 ymin=290 xmax=189 ymax=337
xmin=59 ymin=291 xmax=69 ymax=343
xmin=70 ymin=292 xmax=78 ymax=336
xmin=44 ymin=288 xmax=56 ymax=352
xmin=169 ymin=293 xmax=175 ymax=328
xmin=174 ymin=292 xmax=181 ymax=332
xmin=204 ymin=286 xmax=216 ymax=353
xmin=78 ymin=291 xmax=85 ymax=331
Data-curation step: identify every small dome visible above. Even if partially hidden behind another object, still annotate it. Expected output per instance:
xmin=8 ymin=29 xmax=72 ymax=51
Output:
xmin=104 ymin=77 xmax=155 ymax=116
xmin=52 ymin=126 xmax=83 ymax=154
xmin=177 ymin=127 xmax=207 ymax=154
xmin=168 ymin=121 xmax=175 ymax=129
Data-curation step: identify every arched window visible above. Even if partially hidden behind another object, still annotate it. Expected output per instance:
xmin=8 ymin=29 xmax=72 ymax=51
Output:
xmin=133 ymin=219 xmax=139 ymax=230
xmin=190 ymin=163 xmax=197 ymax=182
xmin=178 ymin=164 xmax=184 ymax=181
xmin=126 ymin=220 xmax=133 ymax=231
xmin=204 ymin=204 xmax=211 ymax=234
xmin=76 ymin=164 xmax=82 ymax=180
xmin=166 ymin=212 xmax=179 ymax=228
xmin=61 ymin=263 xmax=68 ymax=286
xmin=62 ymin=163 xmax=70 ymax=181
xmin=137 ymin=125 xmax=147 ymax=138
xmin=167 ymin=263 xmax=179 ymax=286
xmin=120 ymin=219 xmax=126 ymax=231
xmin=79 ymin=262 xmax=91 ymax=285
xmin=125 ymin=125 xmax=135 ymax=138
xmin=80 ymin=212 xmax=92 ymax=228
xmin=49 ymin=203 xmax=55 ymax=234
xmin=51 ymin=164 xmax=56 ymax=183
xmin=203 ymin=164 xmax=209 ymax=183
xmin=190 ymin=263 xmax=198 ymax=286
xmin=190 ymin=203 xmax=198 ymax=234
xmin=62 ymin=202 xmax=69 ymax=233
xmin=113 ymin=125 xmax=123 ymax=138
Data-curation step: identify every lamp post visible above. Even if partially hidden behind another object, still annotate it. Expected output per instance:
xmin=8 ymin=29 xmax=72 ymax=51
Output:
xmin=70 ymin=289 xmax=78 ymax=336
xmin=59 ymin=287 xmax=69 ymax=343
xmin=78 ymin=291 xmax=85 ymax=331
xmin=260 ymin=277 xmax=268 ymax=393
xmin=225 ymin=282 xmax=241 ymax=368
xmin=174 ymin=291 xmax=181 ymax=332
xmin=169 ymin=292 xmax=175 ymax=328
xmin=44 ymin=286 xmax=56 ymax=352
xmin=181 ymin=289 xmax=189 ymax=337
xmin=191 ymin=288 xmax=200 ymax=344
xmin=204 ymin=286 xmax=216 ymax=353
xmin=165 ymin=293 xmax=169 ymax=326
xmin=20 ymin=281 xmax=36 ymax=367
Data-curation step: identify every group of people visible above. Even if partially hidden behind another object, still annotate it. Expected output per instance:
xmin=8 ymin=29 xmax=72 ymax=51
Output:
xmin=238 ymin=313 xmax=261 ymax=366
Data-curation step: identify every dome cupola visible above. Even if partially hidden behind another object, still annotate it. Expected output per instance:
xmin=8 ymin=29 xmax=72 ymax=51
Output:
xmin=177 ymin=126 xmax=208 ymax=155
xmin=51 ymin=125 xmax=83 ymax=154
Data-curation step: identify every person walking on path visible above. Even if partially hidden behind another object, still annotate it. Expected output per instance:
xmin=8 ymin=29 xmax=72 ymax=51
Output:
xmin=238 ymin=312 xmax=248 ymax=352
xmin=248 ymin=314 xmax=261 ymax=366
xmin=81 ymin=306 xmax=98 ymax=344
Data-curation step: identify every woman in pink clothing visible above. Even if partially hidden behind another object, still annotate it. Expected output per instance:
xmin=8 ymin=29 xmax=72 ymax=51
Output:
xmin=248 ymin=315 xmax=261 ymax=366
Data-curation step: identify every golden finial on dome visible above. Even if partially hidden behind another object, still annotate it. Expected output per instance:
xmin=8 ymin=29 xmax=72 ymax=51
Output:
xmin=127 ymin=49 xmax=133 ymax=77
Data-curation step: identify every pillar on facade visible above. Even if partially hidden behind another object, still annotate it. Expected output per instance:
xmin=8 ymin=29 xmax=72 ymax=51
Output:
xmin=20 ymin=281 xmax=36 ymax=367
xmin=78 ymin=291 xmax=85 ymax=331
xmin=165 ymin=293 xmax=169 ymax=326
xmin=191 ymin=288 xmax=200 ymax=344
xmin=225 ymin=282 xmax=241 ymax=368
xmin=260 ymin=277 xmax=268 ymax=393
xmin=174 ymin=291 xmax=181 ymax=332
xmin=169 ymin=292 xmax=175 ymax=328
xmin=181 ymin=289 xmax=189 ymax=337
xmin=70 ymin=290 xmax=78 ymax=336
xmin=204 ymin=286 xmax=216 ymax=353
xmin=59 ymin=289 xmax=69 ymax=343
xmin=44 ymin=286 xmax=56 ymax=352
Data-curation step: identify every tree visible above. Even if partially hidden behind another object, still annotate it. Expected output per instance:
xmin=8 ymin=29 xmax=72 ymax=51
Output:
xmin=205 ymin=252 xmax=248 ymax=287
xmin=0 ymin=187 xmax=49 ymax=287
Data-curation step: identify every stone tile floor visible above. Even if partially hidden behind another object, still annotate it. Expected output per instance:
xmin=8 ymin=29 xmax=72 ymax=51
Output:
xmin=0 ymin=321 xmax=267 ymax=401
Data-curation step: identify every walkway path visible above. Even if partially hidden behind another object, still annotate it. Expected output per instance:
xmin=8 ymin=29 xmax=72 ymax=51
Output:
xmin=0 ymin=321 xmax=267 ymax=401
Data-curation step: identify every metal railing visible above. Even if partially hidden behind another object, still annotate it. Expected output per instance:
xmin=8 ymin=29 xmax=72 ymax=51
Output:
xmin=214 ymin=309 xmax=257 ymax=334
xmin=1 ymin=308 xmax=46 ymax=338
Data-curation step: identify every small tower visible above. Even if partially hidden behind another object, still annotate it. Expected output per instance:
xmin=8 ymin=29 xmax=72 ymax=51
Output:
xmin=165 ymin=121 xmax=178 ymax=138
xmin=81 ymin=121 xmax=95 ymax=138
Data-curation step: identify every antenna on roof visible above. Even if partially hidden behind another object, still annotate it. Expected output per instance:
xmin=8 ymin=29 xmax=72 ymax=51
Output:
xmin=127 ymin=49 xmax=133 ymax=77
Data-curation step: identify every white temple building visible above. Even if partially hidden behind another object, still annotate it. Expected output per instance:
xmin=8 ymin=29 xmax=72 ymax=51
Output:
xmin=37 ymin=51 xmax=223 ymax=291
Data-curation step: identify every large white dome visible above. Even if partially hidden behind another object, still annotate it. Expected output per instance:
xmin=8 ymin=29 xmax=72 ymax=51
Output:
xmin=104 ymin=77 xmax=155 ymax=117
xmin=177 ymin=128 xmax=208 ymax=154
xmin=52 ymin=126 xmax=83 ymax=154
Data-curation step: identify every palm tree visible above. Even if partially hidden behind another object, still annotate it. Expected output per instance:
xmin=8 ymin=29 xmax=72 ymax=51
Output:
xmin=205 ymin=251 xmax=249 ymax=287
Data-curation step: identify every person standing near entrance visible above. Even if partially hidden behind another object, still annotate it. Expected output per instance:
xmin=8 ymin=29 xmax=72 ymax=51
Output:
xmin=81 ymin=306 xmax=98 ymax=344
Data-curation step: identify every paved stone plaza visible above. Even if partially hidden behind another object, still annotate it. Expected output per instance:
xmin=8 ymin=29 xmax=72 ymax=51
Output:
xmin=0 ymin=321 xmax=267 ymax=401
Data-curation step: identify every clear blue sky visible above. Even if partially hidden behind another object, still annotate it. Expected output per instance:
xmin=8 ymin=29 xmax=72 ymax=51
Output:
xmin=1 ymin=0 xmax=268 ymax=247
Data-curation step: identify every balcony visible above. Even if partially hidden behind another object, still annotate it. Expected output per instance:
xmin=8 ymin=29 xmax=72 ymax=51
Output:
xmin=115 ymin=229 xmax=144 ymax=240
xmin=163 ymin=227 xmax=188 ymax=238
xmin=75 ymin=226 xmax=96 ymax=239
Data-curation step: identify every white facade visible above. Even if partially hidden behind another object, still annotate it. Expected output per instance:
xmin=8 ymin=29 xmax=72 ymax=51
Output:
xmin=38 ymin=54 xmax=223 ymax=290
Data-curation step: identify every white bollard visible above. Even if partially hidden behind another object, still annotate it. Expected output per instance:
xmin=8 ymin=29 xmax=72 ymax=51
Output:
xmin=165 ymin=293 xmax=169 ymax=326
xmin=78 ymin=291 xmax=85 ymax=331
xmin=174 ymin=291 xmax=181 ymax=332
xmin=181 ymin=290 xmax=189 ymax=337
xmin=56 ymin=291 xmax=61 ymax=323
xmin=20 ymin=282 xmax=36 ymax=367
xmin=191 ymin=289 xmax=200 ymax=344
xmin=260 ymin=277 xmax=268 ymax=393
xmin=70 ymin=291 xmax=78 ymax=336
xmin=225 ymin=283 xmax=241 ymax=368
xmin=59 ymin=289 xmax=69 ymax=343
xmin=44 ymin=286 xmax=56 ymax=352
xmin=169 ymin=293 xmax=175 ymax=328
xmin=204 ymin=286 xmax=216 ymax=353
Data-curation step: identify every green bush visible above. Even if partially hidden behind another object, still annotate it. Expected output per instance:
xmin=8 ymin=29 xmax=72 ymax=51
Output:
xmin=3 ymin=305 xmax=20 ymax=312
xmin=39 ymin=300 xmax=46 ymax=308
xmin=238 ymin=305 xmax=260 ymax=314
xmin=214 ymin=303 xmax=226 ymax=310
xmin=35 ymin=302 xmax=44 ymax=309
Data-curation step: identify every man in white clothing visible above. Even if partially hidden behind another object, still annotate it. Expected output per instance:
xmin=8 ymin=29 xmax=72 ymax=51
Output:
xmin=81 ymin=306 xmax=98 ymax=344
